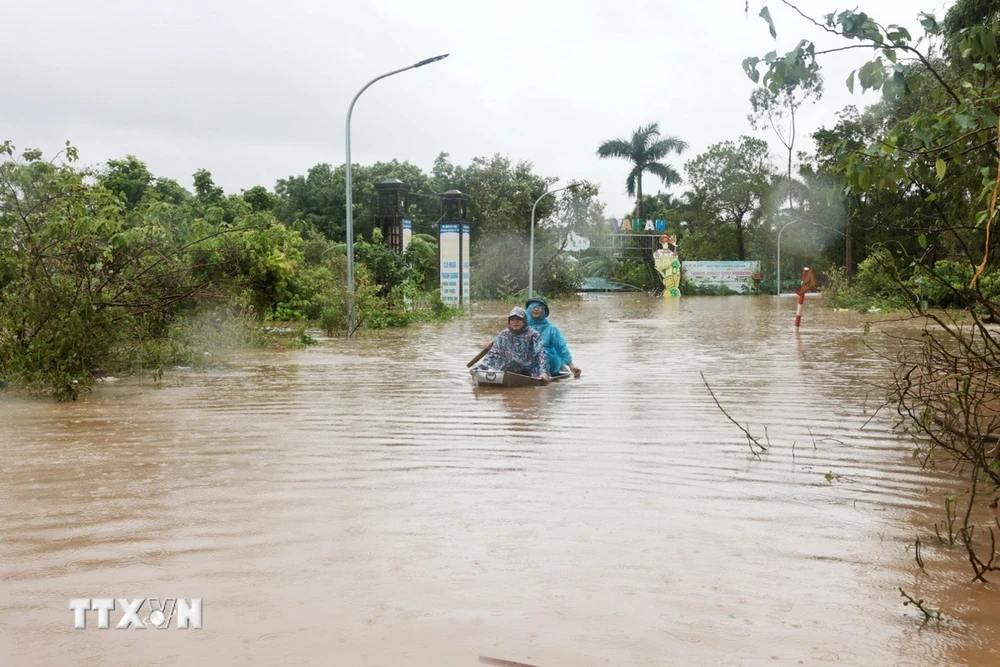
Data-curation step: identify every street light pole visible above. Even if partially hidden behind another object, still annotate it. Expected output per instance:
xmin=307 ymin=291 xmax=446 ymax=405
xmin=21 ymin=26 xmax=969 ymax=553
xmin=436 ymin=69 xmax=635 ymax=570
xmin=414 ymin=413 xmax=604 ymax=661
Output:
xmin=776 ymin=217 xmax=802 ymax=296
xmin=528 ymin=183 xmax=579 ymax=298
xmin=344 ymin=53 xmax=448 ymax=334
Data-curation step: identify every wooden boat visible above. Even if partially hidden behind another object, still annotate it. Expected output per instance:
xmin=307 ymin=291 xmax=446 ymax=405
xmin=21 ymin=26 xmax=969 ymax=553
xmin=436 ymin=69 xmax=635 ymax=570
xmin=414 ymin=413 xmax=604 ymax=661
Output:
xmin=471 ymin=367 xmax=572 ymax=387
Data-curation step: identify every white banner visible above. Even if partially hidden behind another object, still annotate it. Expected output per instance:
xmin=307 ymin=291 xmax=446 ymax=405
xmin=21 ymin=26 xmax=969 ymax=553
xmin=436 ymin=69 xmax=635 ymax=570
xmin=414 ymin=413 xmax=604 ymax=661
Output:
xmin=439 ymin=223 xmax=460 ymax=306
xmin=402 ymin=219 xmax=412 ymax=253
xmin=682 ymin=261 xmax=760 ymax=293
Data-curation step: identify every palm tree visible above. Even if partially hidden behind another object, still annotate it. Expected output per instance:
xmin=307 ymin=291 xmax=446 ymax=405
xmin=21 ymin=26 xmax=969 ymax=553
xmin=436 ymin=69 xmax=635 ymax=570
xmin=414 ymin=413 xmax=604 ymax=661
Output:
xmin=597 ymin=123 xmax=688 ymax=220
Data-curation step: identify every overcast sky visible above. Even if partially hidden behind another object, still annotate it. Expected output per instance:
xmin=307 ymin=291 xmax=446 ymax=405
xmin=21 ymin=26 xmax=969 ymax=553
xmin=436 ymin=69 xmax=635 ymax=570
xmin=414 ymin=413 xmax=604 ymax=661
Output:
xmin=2 ymin=0 xmax=953 ymax=217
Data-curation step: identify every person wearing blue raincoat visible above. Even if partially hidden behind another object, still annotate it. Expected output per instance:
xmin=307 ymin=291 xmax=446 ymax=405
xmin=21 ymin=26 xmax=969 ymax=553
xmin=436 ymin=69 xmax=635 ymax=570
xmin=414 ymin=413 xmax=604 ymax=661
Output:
xmin=525 ymin=297 xmax=582 ymax=378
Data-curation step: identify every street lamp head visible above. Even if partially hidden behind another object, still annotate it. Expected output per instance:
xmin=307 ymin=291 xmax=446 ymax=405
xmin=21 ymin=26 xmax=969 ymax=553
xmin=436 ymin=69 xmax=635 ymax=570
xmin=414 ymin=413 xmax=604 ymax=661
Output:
xmin=414 ymin=54 xmax=450 ymax=68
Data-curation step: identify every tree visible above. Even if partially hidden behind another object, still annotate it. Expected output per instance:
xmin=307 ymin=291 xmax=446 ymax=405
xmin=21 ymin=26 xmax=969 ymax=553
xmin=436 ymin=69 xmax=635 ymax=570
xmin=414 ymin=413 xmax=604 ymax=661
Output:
xmin=748 ymin=74 xmax=823 ymax=211
xmin=274 ymin=159 xmax=440 ymax=242
xmin=597 ymin=122 xmax=688 ymax=219
xmin=193 ymin=168 xmax=224 ymax=205
xmin=99 ymin=156 xmax=154 ymax=210
xmin=99 ymin=155 xmax=190 ymax=209
xmin=242 ymin=185 xmax=277 ymax=213
xmin=685 ymin=137 xmax=775 ymax=260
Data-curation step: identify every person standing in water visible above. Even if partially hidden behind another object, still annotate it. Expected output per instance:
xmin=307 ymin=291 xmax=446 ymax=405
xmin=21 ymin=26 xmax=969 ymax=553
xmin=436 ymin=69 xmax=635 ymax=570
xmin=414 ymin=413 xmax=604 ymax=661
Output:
xmin=525 ymin=297 xmax=582 ymax=378
xmin=472 ymin=306 xmax=550 ymax=381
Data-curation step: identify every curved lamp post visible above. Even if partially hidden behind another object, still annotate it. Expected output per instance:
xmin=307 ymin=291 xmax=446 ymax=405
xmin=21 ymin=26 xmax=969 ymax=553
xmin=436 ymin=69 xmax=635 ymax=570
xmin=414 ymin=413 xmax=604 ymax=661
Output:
xmin=344 ymin=53 xmax=449 ymax=334
xmin=775 ymin=217 xmax=803 ymax=296
xmin=528 ymin=182 xmax=580 ymax=298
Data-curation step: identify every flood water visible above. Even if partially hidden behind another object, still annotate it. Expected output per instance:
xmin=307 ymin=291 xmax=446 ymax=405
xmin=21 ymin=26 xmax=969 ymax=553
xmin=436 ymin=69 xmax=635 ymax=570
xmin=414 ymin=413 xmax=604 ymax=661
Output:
xmin=1 ymin=294 xmax=997 ymax=666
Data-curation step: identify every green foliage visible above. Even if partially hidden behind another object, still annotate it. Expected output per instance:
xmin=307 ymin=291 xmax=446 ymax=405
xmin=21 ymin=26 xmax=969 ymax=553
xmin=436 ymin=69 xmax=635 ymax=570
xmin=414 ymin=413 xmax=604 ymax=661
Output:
xmin=911 ymin=260 xmax=1000 ymax=312
xmin=823 ymin=249 xmax=907 ymax=311
xmin=684 ymin=136 xmax=775 ymax=261
xmin=404 ymin=234 xmax=439 ymax=291
xmin=99 ymin=155 xmax=155 ymax=209
xmin=193 ymin=168 xmax=224 ymax=205
xmin=0 ymin=144 xmax=247 ymax=398
xmin=242 ymin=185 xmax=277 ymax=212
xmin=274 ymin=159 xmax=439 ymax=241
xmin=355 ymin=229 xmax=416 ymax=296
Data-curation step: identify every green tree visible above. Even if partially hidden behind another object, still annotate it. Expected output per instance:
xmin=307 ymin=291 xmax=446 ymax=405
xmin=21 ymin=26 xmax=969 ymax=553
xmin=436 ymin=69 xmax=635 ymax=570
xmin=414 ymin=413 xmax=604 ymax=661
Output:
xmin=99 ymin=156 xmax=154 ymax=209
xmin=0 ymin=143 xmax=254 ymax=398
xmin=242 ymin=185 xmax=277 ymax=213
xmin=685 ymin=136 xmax=775 ymax=261
xmin=193 ymin=168 xmax=224 ymax=205
xmin=274 ymin=159 xmax=440 ymax=242
xmin=597 ymin=122 xmax=688 ymax=219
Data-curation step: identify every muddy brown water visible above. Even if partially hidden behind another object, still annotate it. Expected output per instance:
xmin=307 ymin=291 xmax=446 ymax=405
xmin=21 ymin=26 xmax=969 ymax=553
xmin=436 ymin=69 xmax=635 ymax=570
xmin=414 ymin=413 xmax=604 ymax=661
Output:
xmin=1 ymin=294 xmax=997 ymax=666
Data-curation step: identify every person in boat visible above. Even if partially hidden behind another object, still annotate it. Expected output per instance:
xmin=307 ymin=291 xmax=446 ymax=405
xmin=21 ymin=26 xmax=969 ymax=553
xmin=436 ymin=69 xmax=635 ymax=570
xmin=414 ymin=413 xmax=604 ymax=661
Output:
xmin=472 ymin=306 xmax=550 ymax=382
xmin=525 ymin=296 xmax=582 ymax=378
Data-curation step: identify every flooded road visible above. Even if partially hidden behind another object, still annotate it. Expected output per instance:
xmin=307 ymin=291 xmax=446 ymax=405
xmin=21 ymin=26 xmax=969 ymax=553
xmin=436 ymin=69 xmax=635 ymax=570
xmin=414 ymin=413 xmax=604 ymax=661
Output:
xmin=1 ymin=294 xmax=997 ymax=666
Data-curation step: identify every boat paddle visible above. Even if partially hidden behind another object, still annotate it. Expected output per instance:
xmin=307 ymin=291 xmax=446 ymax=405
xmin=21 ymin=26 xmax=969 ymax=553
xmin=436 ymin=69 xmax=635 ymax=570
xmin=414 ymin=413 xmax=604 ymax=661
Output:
xmin=466 ymin=341 xmax=493 ymax=368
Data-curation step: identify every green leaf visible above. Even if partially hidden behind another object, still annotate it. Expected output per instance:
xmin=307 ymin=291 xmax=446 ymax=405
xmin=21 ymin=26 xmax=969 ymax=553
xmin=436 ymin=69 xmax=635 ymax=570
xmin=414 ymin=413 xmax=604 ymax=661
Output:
xmin=847 ymin=70 xmax=855 ymax=94
xmin=918 ymin=234 xmax=927 ymax=248
xmin=887 ymin=25 xmax=912 ymax=43
xmin=925 ymin=192 xmax=937 ymax=202
xmin=936 ymin=158 xmax=947 ymax=181
xmin=760 ymin=6 xmax=777 ymax=39
xmin=919 ymin=13 xmax=940 ymax=34
xmin=982 ymin=30 xmax=998 ymax=58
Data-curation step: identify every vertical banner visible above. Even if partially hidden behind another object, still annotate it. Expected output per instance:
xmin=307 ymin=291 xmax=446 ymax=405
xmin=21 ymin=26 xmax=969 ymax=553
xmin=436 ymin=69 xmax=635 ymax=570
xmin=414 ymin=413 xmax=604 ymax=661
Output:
xmin=461 ymin=224 xmax=471 ymax=310
xmin=401 ymin=219 xmax=412 ymax=253
xmin=439 ymin=223 xmax=460 ymax=306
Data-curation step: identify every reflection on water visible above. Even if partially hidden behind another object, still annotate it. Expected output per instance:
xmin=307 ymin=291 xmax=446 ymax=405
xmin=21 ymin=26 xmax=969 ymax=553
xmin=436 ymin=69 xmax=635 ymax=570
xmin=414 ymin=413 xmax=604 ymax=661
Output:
xmin=0 ymin=294 xmax=997 ymax=666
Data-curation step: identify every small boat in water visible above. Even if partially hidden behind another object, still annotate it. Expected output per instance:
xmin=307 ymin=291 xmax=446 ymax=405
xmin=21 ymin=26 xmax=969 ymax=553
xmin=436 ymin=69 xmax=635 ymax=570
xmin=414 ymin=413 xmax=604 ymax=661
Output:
xmin=471 ymin=367 xmax=572 ymax=388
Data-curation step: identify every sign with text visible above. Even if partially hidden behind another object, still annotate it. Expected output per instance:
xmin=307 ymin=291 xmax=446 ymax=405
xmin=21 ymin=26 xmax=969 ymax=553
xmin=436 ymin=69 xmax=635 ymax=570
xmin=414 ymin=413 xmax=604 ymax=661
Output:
xmin=439 ymin=224 xmax=460 ymax=306
xmin=402 ymin=219 xmax=412 ymax=253
xmin=612 ymin=218 xmax=668 ymax=232
xmin=682 ymin=261 xmax=760 ymax=293
xmin=439 ymin=223 xmax=470 ymax=308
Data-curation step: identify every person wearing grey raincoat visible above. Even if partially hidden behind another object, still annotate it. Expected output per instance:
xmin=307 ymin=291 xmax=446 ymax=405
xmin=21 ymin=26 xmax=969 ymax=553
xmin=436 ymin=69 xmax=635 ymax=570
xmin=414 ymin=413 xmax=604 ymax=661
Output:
xmin=471 ymin=306 xmax=550 ymax=381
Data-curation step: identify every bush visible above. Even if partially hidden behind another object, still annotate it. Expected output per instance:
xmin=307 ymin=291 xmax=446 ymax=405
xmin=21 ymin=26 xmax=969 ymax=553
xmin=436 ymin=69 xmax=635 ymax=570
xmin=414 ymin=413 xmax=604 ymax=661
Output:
xmin=825 ymin=248 xmax=909 ymax=312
